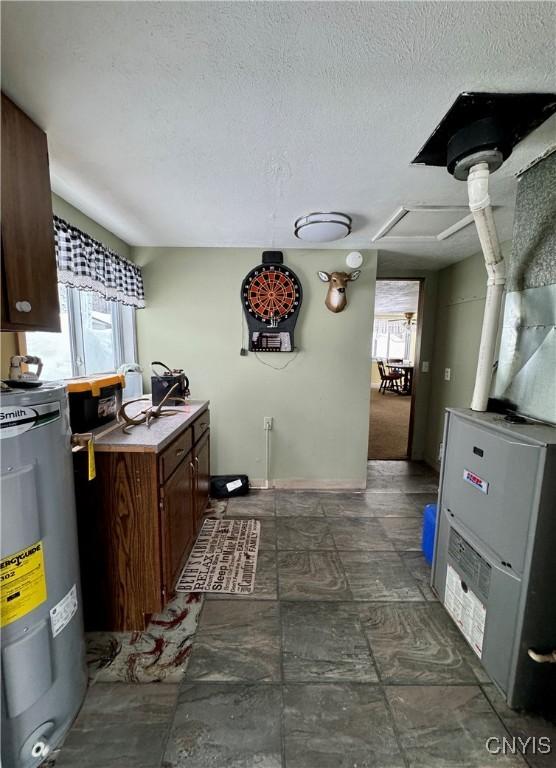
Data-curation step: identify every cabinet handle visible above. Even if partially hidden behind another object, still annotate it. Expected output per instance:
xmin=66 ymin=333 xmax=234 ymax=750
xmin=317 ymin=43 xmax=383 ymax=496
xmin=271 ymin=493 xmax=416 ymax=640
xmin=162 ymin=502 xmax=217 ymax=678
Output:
xmin=199 ymin=423 xmax=208 ymax=430
xmin=194 ymin=457 xmax=199 ymax=465
xmin=15 ymin=300 xmax=32 ymax=313
xmin=176 ymin=447 xmax=185 ymax=457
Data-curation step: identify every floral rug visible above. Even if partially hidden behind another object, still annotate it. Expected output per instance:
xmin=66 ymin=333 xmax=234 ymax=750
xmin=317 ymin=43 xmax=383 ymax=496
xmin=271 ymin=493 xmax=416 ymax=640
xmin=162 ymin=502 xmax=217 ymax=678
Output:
xmin=85 ymin=498 xmax=228 ymax=684
xmin=86 ymin=592 xmax=204 ymax=684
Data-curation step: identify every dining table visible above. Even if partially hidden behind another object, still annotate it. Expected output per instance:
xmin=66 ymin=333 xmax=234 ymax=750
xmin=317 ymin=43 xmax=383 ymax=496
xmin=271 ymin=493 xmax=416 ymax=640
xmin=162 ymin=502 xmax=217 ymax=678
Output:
xmin=387 ymin=363 xmax=414 ymax=395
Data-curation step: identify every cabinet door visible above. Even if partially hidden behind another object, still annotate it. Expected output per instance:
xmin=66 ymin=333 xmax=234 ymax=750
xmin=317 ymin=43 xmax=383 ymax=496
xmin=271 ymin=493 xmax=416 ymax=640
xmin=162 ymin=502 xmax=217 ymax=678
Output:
xmin=1 ymin=93 xmax=60 ymax=331
xmin=194 ymin=430 xmax=210 ymax=532
xmin=161 ymin=456 xmax=195 ymax=594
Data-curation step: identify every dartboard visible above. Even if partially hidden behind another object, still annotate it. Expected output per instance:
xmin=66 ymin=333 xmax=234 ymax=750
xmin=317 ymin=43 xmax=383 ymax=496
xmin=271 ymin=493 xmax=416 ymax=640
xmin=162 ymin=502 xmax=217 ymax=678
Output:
xmin=242 ymin=265 xmax=301 ymax=323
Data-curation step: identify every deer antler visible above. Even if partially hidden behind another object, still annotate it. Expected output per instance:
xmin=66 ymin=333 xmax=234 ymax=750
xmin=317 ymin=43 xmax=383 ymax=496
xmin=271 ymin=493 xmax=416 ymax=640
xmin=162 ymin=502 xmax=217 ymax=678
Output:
xmin=117 ymin=383 xmax=189 ymax=434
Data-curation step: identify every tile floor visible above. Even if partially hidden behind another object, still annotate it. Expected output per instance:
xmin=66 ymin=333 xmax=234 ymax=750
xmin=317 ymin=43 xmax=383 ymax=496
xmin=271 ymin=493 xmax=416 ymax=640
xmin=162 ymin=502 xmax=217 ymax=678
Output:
xmin=51 ymin=462 xmax=556 ymax=768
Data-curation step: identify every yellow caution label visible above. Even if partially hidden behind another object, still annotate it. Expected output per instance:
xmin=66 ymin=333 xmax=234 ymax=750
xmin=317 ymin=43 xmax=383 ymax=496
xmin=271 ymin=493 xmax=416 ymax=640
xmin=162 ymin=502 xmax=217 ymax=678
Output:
xmin=0 ymin=541 xmax=47 ymax=627
xmin=88 ymin=438 xmax=96 ymax=481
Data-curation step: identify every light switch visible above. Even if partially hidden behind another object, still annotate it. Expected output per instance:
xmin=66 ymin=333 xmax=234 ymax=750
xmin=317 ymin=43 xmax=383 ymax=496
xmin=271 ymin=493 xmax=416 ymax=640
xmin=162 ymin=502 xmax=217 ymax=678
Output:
xmin=444 ymin=368 xmax=451 ymax=381
xmin=421 ymin=361 xmax=429 ymax=373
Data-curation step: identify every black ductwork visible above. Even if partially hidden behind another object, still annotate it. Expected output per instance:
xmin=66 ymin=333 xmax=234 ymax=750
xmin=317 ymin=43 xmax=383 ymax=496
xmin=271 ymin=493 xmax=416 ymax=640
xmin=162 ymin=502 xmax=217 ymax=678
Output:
xmin=412 ymin=92 xmax=556 ymax=176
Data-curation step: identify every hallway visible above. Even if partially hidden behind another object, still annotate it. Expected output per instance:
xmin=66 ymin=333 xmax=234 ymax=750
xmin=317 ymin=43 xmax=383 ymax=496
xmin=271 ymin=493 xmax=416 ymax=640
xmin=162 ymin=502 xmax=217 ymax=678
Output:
xmin=52 ymin=463 xmax=556 ymax=767
xmin=368 ymin=385 xmax=412 ymax=460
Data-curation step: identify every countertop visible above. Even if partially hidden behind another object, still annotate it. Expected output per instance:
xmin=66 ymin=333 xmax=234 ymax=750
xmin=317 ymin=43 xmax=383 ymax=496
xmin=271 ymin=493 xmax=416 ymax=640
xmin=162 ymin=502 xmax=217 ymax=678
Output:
xmin=86 ymin=398 xmax=209 ymax=454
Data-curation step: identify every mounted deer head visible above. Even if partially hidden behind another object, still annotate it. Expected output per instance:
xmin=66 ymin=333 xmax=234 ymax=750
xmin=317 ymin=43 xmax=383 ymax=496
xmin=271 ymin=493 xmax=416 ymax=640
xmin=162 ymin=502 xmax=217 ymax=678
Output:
xmin=317 ymin=270 xmax=361 ymax=313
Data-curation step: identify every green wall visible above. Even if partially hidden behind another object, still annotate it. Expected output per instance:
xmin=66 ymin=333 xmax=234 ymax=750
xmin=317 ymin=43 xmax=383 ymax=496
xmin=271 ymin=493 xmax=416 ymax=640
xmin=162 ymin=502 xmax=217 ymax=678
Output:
xmin=134 ymin=247 xmax=377 ymax=488
xmin=52 ymin=193 xmax=131 ymax=259
xmin=424 ymin=243 xmax=512 ymax=468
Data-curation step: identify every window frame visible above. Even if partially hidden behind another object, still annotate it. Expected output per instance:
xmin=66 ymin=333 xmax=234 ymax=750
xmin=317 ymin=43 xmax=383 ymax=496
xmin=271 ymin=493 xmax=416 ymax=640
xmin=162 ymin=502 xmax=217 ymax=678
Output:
xmin=25 ymin=284 xmax=137 ymax=378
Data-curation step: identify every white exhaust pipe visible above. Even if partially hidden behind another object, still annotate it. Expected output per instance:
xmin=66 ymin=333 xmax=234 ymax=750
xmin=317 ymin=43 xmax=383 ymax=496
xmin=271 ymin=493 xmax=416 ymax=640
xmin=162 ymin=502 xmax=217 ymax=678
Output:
xmin=467 ymin=162 xmax=506 ymax=411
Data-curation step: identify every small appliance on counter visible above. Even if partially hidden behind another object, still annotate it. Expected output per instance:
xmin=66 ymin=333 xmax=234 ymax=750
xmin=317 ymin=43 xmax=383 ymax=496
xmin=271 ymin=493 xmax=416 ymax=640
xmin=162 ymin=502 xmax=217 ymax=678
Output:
xmin=4 ymin=355 xmax=44 ymax=389
xmin=65 ymin=373 xmax=125 ymax=433
xmin=151 ymin=361 xmax=190 ymax=406
xmin=118 ymin=363 xmax=143 ymax=400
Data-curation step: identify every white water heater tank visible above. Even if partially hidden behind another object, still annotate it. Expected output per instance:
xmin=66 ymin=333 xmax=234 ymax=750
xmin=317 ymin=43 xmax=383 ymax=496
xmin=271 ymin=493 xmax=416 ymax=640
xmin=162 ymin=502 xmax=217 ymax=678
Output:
xmin=1 ymin=383 xmax=87 ymax=768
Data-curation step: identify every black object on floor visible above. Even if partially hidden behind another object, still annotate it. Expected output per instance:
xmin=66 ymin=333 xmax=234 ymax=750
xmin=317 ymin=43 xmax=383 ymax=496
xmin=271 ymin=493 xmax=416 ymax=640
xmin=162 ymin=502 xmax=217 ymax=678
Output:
xmin=210 ymin=474 xmax=250 ymax=498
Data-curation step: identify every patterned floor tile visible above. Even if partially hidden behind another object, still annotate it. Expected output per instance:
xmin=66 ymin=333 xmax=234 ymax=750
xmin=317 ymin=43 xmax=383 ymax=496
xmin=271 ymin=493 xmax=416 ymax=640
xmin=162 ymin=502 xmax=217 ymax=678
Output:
xmin=283 ymin=683 xmax=405 ymax=768
xmin=281 ymin=601 xmax=377 ymax=682
xmin=275 ymin=491 xmax=325 ymax=517
xmin=367 ymin=460 xmax=435 ymax=477
xmin=386 ymin=685 xmax=526 ymax=767
xmin=257 ymin=518 xmax=277 ymax=550
xmin=400 ymin=552 xmax=438 ymax=601
xmin=328 ymin=518 xmax=395 ymax=551
xmin=339 ymin=551 xmax=425 ymax=601
xmin=276 ymin=517 xmax=334 ymax=550
xmin=185 ymin=600 xmax=281 ymax=681
xmin=366 ymin=474 xmax=439 ymax=494
xmin=227 ymin=491 xmax=275 ymax=517
xmin=378 ymin=516 xmax=423 ymax=551
xmin=319 ymin=492 xmax=374 ymax=517
xmin=55 ymin=683 xmax=179 ymax=768
xmin=406 ymin=492 xmax=438 ymax=512
xmin=359 ymin=603 xmax=480 ymax=684
xmin=163 ymin=683 xmax=282 ymax=767
xmin=359 ymin=492 xmax=424 ymax=517
xmin=278 ymin=551 xmax=352 ymax=601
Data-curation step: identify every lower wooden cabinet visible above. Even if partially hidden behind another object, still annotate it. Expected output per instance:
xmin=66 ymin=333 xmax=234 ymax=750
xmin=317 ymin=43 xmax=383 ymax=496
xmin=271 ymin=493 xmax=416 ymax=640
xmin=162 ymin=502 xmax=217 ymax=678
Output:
xmin=160 ymin=453 xmax=196 ymax=600
xmin=75 ymin=409 xmax=210 ymax=631
xmin=194 ymin=429 xmax=210 ymax=531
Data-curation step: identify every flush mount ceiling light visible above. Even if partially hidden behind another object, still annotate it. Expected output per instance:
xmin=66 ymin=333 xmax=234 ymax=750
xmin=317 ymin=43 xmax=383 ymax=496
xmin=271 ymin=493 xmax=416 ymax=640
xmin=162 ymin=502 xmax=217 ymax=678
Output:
xmin=294 ymin=212 xmax=352 ymax=242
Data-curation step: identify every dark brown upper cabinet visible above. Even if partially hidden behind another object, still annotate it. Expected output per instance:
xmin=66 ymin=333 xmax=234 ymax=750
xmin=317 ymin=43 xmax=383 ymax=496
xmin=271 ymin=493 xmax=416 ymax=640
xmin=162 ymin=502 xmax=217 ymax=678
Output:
xmin=1 ymin=93 xmax=60 ymax=332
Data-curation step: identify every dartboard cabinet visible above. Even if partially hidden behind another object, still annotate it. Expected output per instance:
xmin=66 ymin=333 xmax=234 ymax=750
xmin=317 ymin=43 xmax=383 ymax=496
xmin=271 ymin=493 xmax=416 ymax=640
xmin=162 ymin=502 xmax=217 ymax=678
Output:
xmin=241 ymin=251 xmax=303 ymax=352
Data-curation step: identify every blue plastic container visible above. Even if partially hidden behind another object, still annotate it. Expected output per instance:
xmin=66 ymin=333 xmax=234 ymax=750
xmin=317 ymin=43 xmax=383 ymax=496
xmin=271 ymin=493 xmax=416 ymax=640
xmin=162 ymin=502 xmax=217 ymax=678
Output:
xmin=421 ymin=503 xmax=438 ymax=565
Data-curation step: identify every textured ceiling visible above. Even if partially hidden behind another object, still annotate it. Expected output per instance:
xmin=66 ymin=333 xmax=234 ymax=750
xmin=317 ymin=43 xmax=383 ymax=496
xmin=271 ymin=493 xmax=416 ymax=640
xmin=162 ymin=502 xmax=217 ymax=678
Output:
xmin=2 ymin=2 xmax=555 ymax=269
xmin=375 ymin=281 xmax=420 ymax=314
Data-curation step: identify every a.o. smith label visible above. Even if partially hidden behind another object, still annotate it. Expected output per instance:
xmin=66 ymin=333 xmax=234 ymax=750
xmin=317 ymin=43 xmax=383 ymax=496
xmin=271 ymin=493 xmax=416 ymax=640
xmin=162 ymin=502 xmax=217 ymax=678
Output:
xmin=0 ymin=540 xmax=47 ymax=627
xmin=0 ymin=402 xmax=60 ymax=439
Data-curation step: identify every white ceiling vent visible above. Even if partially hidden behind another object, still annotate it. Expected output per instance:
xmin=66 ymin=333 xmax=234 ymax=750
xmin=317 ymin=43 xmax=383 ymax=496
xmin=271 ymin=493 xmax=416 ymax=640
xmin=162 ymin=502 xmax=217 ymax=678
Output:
xmin=372 ymin=206 xmax=479 ymax=243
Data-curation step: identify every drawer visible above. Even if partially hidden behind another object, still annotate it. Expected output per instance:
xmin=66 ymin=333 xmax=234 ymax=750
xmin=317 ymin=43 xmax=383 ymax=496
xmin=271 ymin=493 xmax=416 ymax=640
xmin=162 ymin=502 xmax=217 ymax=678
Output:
xmin=193 ymin=410 xmax=210 ymax=444
xmin=159 ymin=427 xmax=193 ymax=483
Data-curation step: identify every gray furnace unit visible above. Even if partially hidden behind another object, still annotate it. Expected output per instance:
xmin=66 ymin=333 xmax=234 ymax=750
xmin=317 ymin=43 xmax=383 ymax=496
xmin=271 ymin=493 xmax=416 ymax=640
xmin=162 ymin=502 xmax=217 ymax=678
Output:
xmin=432 ymin=408 xmax=556 ymax=714
xmin=1 ymin=383 xmax=87 ymax=767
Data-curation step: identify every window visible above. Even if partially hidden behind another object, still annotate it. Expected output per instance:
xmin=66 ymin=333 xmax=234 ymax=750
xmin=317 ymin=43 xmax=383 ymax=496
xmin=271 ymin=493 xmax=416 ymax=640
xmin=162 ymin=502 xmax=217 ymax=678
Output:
xmin=372 ymin=318 xmax=414 ymax=362
xmin=26 ymin=285 xmax=137 ymax=379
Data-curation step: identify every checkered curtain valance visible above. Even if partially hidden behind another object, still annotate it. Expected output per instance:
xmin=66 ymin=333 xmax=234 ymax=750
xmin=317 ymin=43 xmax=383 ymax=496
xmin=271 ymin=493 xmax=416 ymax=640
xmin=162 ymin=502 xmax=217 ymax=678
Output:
xmin=54 ymin=216 xmax=145 ymax=308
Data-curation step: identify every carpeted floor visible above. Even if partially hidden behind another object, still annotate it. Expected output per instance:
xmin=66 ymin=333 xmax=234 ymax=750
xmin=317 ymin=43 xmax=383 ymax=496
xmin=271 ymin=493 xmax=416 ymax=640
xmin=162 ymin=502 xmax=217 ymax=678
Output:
xmin=368 ymin=384 xmax=411 ymax=460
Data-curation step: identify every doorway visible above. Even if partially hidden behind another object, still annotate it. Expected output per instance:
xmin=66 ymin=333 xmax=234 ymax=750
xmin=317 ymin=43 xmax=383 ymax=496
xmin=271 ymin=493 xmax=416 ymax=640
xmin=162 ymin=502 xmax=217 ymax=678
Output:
xmin=368 ymin=279 xmax=423 ymax=460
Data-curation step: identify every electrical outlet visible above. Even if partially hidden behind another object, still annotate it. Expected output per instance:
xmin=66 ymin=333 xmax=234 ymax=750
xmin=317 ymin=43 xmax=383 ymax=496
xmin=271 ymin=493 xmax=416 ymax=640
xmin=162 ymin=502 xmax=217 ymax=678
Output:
xmin=264 ymin=417 xmax=273 ymax=430
xmin=444 ymin=367 xmax=451 ymax=381
xmin=421 ymin=361 xmax=429 ymax=373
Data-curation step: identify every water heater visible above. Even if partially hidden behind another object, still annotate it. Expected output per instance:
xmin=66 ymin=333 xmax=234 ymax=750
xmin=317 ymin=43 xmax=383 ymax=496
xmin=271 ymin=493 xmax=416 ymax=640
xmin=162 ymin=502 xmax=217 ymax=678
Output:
xmin=432 ymin=408 xmax=556 ymax=716
xmin=1 ymin=383 xmax=87 ymax=767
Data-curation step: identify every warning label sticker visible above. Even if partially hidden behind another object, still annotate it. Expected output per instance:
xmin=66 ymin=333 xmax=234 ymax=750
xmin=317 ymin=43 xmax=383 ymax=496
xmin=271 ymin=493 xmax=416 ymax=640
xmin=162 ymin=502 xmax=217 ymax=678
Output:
xmin=50 ymin=584 xmax=78 ymax=638
xmin=445 ymin=563 xmax=486 ymax=658
xmin=0 ymin=541 xmax=47 ymax=627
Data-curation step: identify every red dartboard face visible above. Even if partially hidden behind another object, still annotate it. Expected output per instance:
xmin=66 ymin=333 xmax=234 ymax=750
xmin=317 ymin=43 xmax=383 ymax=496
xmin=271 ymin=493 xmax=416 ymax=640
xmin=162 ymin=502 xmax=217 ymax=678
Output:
xmin=242 ymin=265 xmax=301 ymax=323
